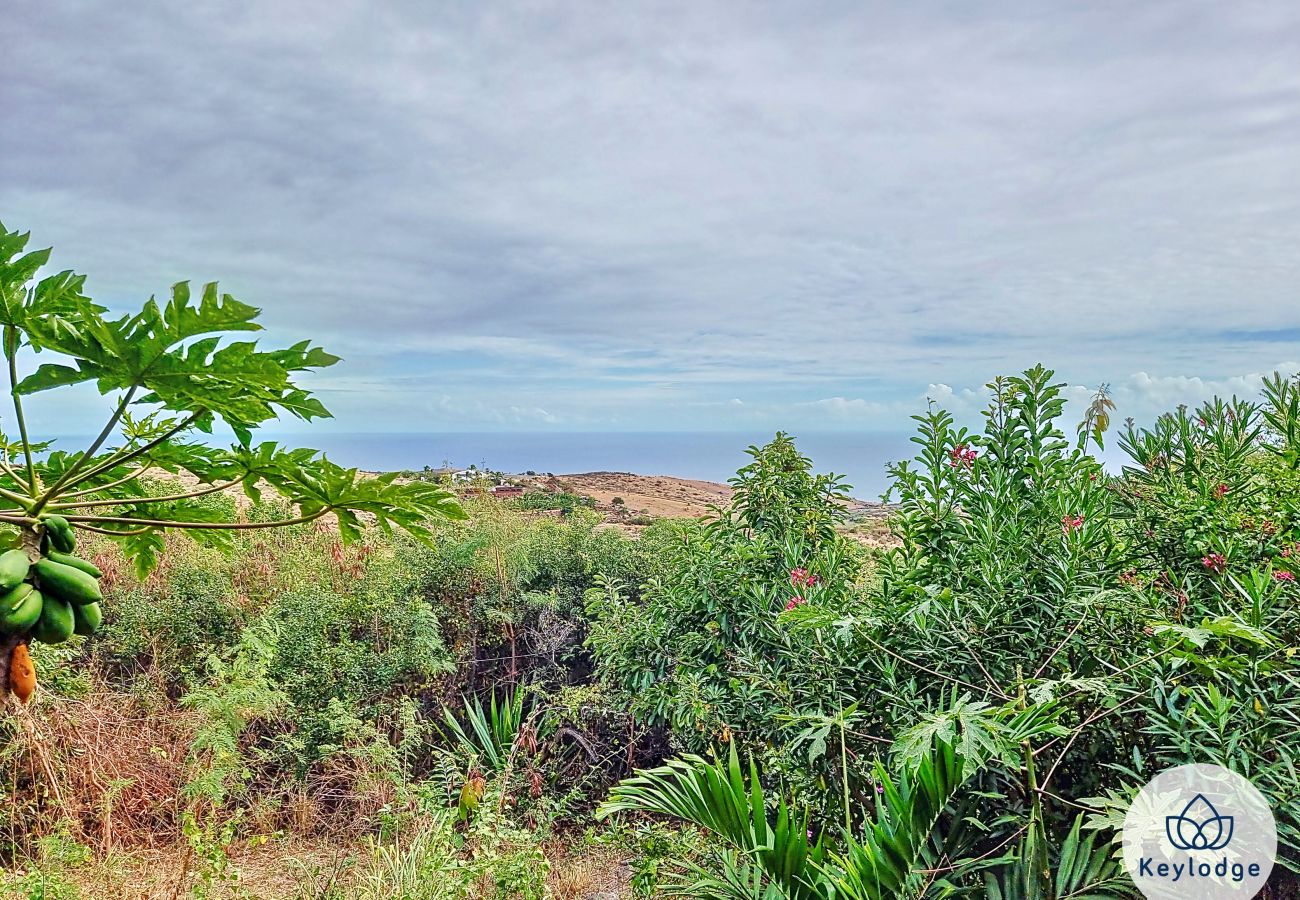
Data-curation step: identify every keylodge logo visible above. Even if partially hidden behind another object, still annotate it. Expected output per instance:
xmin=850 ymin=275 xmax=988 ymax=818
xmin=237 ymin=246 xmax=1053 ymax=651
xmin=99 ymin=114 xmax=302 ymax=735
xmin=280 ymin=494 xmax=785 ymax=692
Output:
xmin=1165 ymin=794 xmax=1234 ymax=851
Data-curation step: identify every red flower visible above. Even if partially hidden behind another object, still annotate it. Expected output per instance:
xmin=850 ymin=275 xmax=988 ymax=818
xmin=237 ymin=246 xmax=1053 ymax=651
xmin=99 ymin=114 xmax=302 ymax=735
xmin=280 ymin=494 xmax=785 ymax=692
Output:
xmin=784 ymin=595 xmax=806 ymax=611
xmin=1214 ymin=483 xmax=1229 ymax=498
xmin=1274 ymin=570 xmax=1296 ymax=582
xmin=1201 ymin=553 xmax=1227 ymax=574
xmin=1062 ymin=515 xmax=1084 ymax=534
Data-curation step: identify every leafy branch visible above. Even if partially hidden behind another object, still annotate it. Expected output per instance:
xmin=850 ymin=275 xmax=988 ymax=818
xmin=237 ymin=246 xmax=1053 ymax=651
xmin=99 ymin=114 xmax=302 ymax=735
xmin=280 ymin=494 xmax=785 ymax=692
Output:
xmin=0 ymin=221 xmax=465 ymax=580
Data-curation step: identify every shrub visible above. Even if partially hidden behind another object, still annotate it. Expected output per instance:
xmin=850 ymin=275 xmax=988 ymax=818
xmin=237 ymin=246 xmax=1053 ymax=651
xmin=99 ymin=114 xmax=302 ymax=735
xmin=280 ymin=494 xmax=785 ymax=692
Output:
xmin=587 ymin=434 xmax=874 ymax=807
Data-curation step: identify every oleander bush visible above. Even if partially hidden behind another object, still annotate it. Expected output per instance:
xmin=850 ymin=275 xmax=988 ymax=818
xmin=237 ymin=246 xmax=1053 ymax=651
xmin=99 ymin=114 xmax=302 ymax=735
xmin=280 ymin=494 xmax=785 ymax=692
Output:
xmin=589 ymin=367 xmax=1300 ymax=897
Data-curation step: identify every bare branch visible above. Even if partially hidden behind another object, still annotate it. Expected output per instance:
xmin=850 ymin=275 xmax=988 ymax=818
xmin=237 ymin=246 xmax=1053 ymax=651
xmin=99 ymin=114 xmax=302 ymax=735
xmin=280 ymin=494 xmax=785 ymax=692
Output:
xmin=55 ymin=411 xmax=203 ymax=496
xmin=1033 ymin=609 xmax=1090 ymax=679
xmin=63 ymin=510 xmax=328 ymax=531
xmin=57 ymin=467 xmax=153 ymax=500
xmin=72 ymin=523 xmax=153 ymax=537
xmin=858 ymin=632 xmax=995 ymax=698
xmin=52 ymin=476 xmax=248 ymax=510
xmin=33 ymin=386 xmax=139 ymax=515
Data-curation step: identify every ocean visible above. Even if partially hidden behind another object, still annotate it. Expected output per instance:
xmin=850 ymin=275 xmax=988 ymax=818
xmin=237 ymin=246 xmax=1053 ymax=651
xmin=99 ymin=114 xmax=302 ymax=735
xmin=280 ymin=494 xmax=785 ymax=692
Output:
xmin=279 ymin=431 xmax=917 ymax=500
xmin=46 ymin=429 xmax=1131 ymax=499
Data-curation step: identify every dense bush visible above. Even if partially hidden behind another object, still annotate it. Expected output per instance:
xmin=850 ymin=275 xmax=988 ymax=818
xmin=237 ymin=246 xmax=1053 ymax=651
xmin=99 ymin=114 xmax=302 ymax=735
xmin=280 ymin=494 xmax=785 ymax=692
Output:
xmin=590 ymin=369 xmax=1300 ymax=897
xmin=587 ymin=434 xmax=877 ymax=808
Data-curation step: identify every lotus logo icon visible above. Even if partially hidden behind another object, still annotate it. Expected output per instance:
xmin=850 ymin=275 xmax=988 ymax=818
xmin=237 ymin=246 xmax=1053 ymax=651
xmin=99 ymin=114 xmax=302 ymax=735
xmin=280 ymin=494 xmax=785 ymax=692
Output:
xmin=1124 ymin=764 xmax=1274 ymax=899
xmin=1166 ymin=793 xmax=1234 ymax=851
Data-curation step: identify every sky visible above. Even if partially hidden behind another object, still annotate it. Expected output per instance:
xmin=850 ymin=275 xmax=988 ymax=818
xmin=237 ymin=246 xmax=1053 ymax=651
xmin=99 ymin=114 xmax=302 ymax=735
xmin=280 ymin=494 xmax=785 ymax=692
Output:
xmin=3 ymin=1 xmax=1300 ymax=436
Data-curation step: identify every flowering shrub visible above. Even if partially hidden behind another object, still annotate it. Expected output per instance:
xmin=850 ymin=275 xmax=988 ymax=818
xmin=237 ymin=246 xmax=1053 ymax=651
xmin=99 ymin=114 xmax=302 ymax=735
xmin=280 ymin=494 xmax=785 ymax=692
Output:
xmin=592 ymin=368 xmax=1300 ymax=891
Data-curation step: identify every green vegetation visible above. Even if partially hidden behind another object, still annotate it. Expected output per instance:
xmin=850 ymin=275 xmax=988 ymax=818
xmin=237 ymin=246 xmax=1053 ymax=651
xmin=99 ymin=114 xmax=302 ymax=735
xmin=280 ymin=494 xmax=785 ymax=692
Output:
xmin=510 ymin=491 xmax=596 ymax=513
xmin=2 ymin=227 xmax=1298 ymax=897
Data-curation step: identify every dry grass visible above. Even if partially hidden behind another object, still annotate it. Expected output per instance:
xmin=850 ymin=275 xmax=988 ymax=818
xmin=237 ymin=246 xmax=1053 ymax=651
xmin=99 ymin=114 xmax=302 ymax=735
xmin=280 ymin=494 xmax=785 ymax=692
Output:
xmin=547 ymin=842 xmax=630 ymax=899
xmin=3 ymin=684 xmax=195 ymax=854
xmin=41 ymin=839 xmax=353 ymax=900
xmin=15 ymin=838 xmax=630 ymax=900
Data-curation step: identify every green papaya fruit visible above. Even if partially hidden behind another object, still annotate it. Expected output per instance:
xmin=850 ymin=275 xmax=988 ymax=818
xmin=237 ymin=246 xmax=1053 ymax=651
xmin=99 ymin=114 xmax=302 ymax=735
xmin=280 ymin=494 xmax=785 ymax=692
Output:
xmin=30 ymin=594 xmax=73 ymax=644
xmin=34 ymin=558 xmax=102 ymax=605
xmin=0 ymin=548 xmax=30 ymax=590
xmin=46 ymin=551 xmax=103 ymax=579
xmin=2 ymin=581 xmax=34 ymax=611
xmin=43 ymin=515 xmax=76 ymax=553
xmin=0 ymin=585 xmax=41 ymax=634
xmin=73 ymin=601 xmax=102 ymax=636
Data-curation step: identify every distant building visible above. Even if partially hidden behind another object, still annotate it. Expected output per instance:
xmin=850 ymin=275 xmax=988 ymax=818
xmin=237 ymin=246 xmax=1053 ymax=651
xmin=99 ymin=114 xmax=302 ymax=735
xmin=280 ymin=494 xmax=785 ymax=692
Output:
xmin=426 ymin=466 xmax=476 ymax=482
xmin=489 ymin=485 xmax=524 ymax=498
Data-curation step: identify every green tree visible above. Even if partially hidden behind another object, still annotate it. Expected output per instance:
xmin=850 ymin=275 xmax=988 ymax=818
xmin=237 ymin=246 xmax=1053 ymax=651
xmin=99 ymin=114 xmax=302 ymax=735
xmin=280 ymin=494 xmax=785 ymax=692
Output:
xmin=0 ymin=223 xmax=463 ymax=703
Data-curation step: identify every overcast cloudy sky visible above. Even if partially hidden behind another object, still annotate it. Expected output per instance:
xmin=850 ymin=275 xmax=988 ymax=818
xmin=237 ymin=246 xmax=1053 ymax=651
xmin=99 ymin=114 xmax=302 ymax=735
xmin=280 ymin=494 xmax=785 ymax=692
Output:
xmin=4 ymin=1 xmax=1300 ymax=435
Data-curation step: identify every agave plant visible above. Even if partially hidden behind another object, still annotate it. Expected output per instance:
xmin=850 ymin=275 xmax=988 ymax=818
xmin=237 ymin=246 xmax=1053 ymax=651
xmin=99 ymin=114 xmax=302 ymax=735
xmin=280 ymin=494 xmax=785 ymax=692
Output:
xmin=439 ymin=689 xmax=527 ymax=772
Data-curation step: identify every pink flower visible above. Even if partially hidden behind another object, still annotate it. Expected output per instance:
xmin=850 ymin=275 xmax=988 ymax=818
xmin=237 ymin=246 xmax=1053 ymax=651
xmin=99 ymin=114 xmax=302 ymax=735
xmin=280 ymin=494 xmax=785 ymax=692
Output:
xmin=784 ymin=595 xmax=806 ymax=611
xmin=1274 ymin=571 xmax=1296 ymax=582
xmin=948 ymin=444 xmax=978 ymax=468
xmin=1201 ymin=553 xmax=1227 ymax=574
xmin=789 ymin=568 xmax=820 ymax=588
xmin=1215 ymin=483 xmax=1229 ymax=498
xmin=1282 ymin=544 xmax=1295 ymax=559
xmin=1062 ymin=515 xmax=1084 ymax=534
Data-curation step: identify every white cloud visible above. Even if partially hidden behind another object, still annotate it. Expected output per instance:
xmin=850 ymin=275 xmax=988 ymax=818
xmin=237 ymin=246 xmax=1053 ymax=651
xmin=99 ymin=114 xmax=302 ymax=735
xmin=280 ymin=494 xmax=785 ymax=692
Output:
xmin=3 ymin=3 xmax=1300 ymax=432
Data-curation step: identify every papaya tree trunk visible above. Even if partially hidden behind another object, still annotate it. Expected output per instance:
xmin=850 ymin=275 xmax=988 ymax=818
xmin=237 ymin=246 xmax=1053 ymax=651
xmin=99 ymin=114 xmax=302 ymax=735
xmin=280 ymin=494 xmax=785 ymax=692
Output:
xmin=0 ymin=632 xmax=24 ymax=705
xmin=1 ymin=524 xmax=43 ymax=706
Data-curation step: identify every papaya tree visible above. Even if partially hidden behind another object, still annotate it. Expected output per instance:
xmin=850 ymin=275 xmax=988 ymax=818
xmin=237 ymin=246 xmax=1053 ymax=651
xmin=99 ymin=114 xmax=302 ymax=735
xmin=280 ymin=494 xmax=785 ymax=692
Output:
xmin=0 ymin=223 xmax=464 ymax=704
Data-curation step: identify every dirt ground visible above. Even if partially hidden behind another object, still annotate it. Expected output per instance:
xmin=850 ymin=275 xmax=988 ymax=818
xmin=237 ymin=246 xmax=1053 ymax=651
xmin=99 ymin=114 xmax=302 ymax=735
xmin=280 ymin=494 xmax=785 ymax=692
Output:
xmin=543 ymin=472 xmax=733 ymax=519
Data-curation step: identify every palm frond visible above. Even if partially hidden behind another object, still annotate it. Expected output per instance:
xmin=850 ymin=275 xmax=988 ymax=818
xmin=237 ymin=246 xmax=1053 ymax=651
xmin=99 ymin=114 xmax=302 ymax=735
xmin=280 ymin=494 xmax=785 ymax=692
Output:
xmin=597 ymin=743 xmax=825 ymax=899
xmin=820 ymin=740 xmax=970 ymax=900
